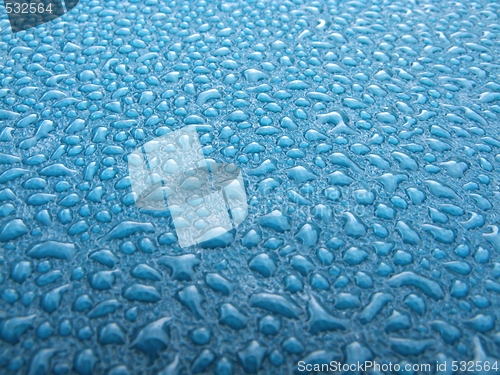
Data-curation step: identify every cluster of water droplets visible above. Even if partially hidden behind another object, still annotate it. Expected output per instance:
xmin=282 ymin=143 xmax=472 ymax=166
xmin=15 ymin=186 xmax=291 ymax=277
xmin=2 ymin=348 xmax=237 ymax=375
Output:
xmin=0 ymin=0 xmax=500 ymax=373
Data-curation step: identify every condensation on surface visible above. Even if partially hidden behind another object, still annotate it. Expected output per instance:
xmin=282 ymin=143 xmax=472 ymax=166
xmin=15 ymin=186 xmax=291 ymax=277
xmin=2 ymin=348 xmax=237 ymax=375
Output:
xmin=0 ymin=0 xmax=499 ymax=374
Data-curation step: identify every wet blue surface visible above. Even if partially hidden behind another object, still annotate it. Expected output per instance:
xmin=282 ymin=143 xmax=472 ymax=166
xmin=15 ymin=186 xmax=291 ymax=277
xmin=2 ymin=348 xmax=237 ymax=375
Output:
xmin=0 ymin=0 xmax=500 ymax=374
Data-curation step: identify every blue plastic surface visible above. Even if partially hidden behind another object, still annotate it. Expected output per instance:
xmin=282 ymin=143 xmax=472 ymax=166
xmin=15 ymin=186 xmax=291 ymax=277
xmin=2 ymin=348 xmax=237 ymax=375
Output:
xmin=0 ymin=0 xmax=500 ymax=374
